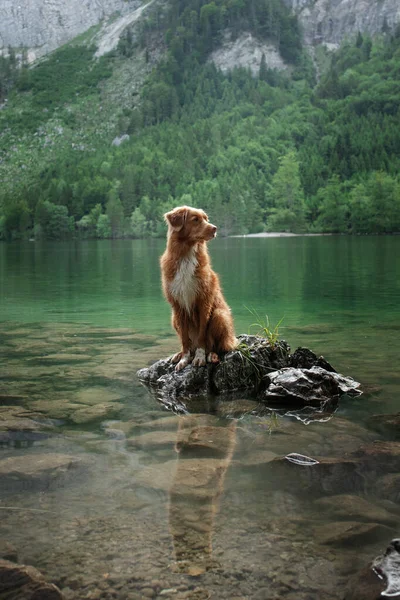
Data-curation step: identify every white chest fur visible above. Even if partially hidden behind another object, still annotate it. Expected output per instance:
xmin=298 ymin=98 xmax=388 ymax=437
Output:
xmin=169 ymin=247 xmax=199 ymax=312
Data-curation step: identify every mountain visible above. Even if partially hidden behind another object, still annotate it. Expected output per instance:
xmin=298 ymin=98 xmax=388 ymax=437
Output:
xmin=1 ymin=0 xmax=400 ymax=61
xmin=0 ymin=0 xmax=142 ymax=61
xmin=1 ymin=0 xmax=400 ymax=240
xmin=284 ymin=0 xmax=400 ymax=47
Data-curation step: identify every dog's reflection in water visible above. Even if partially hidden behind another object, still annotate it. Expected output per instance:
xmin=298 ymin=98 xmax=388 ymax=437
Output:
xmin=168 ymin=415 xmax=236 ymax=573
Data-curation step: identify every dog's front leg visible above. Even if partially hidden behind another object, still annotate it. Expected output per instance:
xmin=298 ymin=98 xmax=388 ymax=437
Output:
xmin=192 ymin=309 xmax=210 ymax=368
xmin=171 ymin=309 xmax=192 ymax=371
xmin=175 ymin=327 xmax=192 ymax=372
xmin=175 ymin=350 xmax=192 ymax=371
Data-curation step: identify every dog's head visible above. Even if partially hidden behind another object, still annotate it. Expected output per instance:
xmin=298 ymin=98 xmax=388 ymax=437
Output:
xmin=164 ymin=206 xmax=217 ymax=243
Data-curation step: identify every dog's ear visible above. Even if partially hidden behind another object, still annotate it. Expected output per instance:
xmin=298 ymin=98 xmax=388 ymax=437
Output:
xmin=164 ymin=208 xmax=187 ymax=232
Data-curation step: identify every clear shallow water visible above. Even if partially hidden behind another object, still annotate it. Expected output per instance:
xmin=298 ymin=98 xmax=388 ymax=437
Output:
xmin=0 ymin=236 xmax=400 ymax=599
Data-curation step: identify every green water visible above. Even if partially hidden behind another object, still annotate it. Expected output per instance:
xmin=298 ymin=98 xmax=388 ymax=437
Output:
xmin=2 ymin=235 xmax=399 ymax=331
xmin=1 ymin=236 xmax=400 ymax=599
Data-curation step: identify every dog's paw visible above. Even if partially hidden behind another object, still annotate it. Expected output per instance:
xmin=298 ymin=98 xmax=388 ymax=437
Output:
xmin=175 ymin=353 xmax=191 ymax=371
xmin=171 ymin=351 xmax=182 ymax=364
xmin=192 ymin=348 xmax=206 ymax=367
xmin=207 ymin=352 xmax=220 ymax=364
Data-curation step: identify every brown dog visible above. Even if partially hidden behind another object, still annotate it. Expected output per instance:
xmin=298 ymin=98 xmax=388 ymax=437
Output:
xmin=160 ymin=205 xmax=237 ymax=371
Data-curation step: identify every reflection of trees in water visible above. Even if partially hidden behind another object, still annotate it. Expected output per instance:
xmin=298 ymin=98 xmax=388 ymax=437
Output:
xmin=169 ymin=416 xmax=236 ymax=573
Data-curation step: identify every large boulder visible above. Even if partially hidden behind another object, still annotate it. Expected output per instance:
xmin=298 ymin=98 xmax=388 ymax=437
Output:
xmin=262 ymin=366 xmax=361 ymax=406
xmin=137 ymin=335 xmax=361 ymax=415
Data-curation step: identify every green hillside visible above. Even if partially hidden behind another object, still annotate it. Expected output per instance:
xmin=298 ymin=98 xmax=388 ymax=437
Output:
xmin=1 ymin=0 xmax=400 ymax=240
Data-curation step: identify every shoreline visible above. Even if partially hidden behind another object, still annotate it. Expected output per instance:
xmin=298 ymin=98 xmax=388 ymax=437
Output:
xmin=230 ymin=232 xmax=334 ymax=238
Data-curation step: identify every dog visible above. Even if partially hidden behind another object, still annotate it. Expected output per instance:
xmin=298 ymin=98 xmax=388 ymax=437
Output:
xmin=160 ymin=205 xmax=237 ymax=372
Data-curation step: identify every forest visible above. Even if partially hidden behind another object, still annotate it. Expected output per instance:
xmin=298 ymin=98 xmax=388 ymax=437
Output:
xmin=1 ymin=0 xmax=400 ymax=240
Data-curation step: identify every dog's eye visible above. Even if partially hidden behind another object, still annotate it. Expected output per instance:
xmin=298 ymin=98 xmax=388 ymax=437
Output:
xmin=193 ymin=217 xmax=199 ymax=222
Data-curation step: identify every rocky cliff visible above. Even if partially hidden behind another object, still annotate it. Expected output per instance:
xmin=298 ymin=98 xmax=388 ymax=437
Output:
xmin=1 ymin=0 xmax=400 ymax=61
xmin=283 ymin=0 xmax=400 ymax=47
xmin=0 ymin=0 xmax=142 ymax=60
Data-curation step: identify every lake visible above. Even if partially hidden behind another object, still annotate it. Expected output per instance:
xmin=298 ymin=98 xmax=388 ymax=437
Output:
xmin=1 ymin=235 xmax=399 ymax=599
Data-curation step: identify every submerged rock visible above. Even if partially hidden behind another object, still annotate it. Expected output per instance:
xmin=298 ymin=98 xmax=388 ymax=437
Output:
xmin=0 ymin=453 xmax=86 ymax=493
xmin=314 ymin=521 xmax=394 ymax=548
xmin=313 ymin=494 xmax=397 ymax=526
xmin=366 ymin=412 xmax=400 ymax=439
xmin=0 ymin=559 xmax=65 ymax=599
xmin=137 ymin=335 xmax=361 ymax=416
xmin=351 ymin=441 xmax=400 ymax=472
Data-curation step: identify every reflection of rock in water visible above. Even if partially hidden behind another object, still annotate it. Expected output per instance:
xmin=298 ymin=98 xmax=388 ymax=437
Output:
xmin=373 ymin=539 xmax=400 ymax=597
xmin=169 ymin=416 xmax=236 ymax=573
xmin=344 ymin=539 xmax=400 ymax=599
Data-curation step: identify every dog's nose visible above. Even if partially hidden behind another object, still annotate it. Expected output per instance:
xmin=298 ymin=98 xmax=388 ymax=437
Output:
xmin=212 ymin=226 xmax=217 ymax=233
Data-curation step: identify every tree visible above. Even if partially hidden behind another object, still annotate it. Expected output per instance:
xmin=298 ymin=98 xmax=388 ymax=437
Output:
xmin=35 ymin=201 xmax=73 ymax=240
xmin=259 ymin=53 xmax=268 ymax=81
xmin=130 ymin=207 xmax=148 ymax=237
xmin=349 ymin=182 xmax=372 ymax=233
xmin=106 ymin=185 xmax=124 ymax=238
xmin=367 ymin=171 xmax=400 ymax=233
xmin=267 ymin=151 xmax=306 ymax=232
xmin=1 ymin=201 xmax=31 ymax=240
xmin=313 ymin=176 xmax=349 ymax=233
xmin=96 ymin=214 xmax=112 ymax=238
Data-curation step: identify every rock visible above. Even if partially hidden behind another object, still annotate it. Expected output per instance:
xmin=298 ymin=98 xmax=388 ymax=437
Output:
xmin=209 ymin=31 xmax=288 ymax=75
xmin=2 ymin=0 xmax=400 ymax=64
xmin=0 ymin=542 xmax=18 ymax=562
xmin=0 ymin=394 xmax=26 ymax=405
xmin=372 ymin=538 xmax=400 ymax=597
xmin=213 ymin=335 xmax=290 ymax=393
xmin=28 ymin=400 xmax=84 ymax=420
xmin=262 ymin=366 xmax=360 ymax=405
xmin=0 ymin=0 xmax=144 ymax=60
xmin=344 ymin=538 xmax=400 ymax=599
xmin=126 ymin=415 xmax=182 ymax=433
xmin=343 ymin=564 xmax=385 ymax=600
xmin=0 ymin=453 xmax=85 ymax=492
xmin=137 ymin=335 xmax=361 ymax=415
xmin=0 ymin=407 xmax=48 ymax=432
xmin=70 ymin=402 xmax=124 ymax=424
xmin=350 ymin=441 xmax=400 ymax=472
xmin=314 ymin=521 xmax=393 ymax=547
xmin=366 ymin=413 xmax=400 ymax=439
xmin=0 ymin=407 xmax=54 ymax=446
xmin=284 ymin=0 xmax=400 ymax=47
xmin=314 ymin=494 xmax=397 ymax=526
xmin=74 ymin=387 xmax=123 ymax=405
xmin=137 ymin=357 xmax=212 ymax=402
xmin=376 ymin=474 xmax=400 ymax=502
xmin=111 ymin=134 xmax=130 ymax=147
xmin=270 ymin=456 xmax=365 ymax=494
xmin=289 ymin=347 xmax=336 ymax=372
xmin=232 ymin=448 xmax=278 ymax=468
xmin=126 ymin=430 xmax=177 ymax=450
xmin=0 ymin=559 xmax=65 ymax=599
